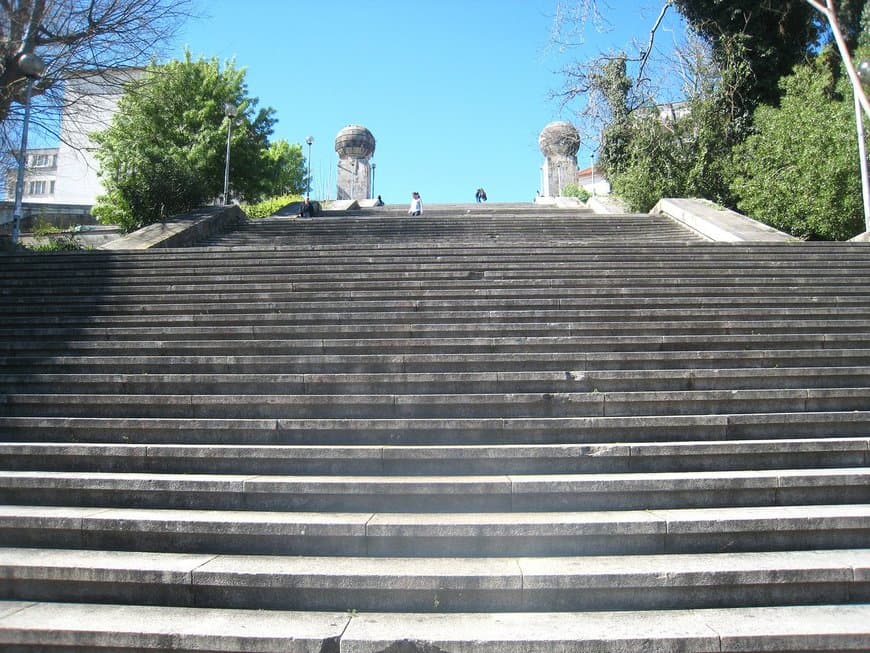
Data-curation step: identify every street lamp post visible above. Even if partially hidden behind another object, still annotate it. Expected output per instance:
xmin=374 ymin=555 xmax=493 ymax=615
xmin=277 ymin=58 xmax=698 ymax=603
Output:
xmin=223 ymin=102 xmax=237 ymax=205
xmin=11 ymin=52 xmax=46 ymax=245
xmin=305 ymin=136 xmax=313 ymax=197
xmin=856 ymin=60 xmax=870 ymax=232
xmin=590 ymin=154 xmax=596 ymax=197
xmin=371 ymin=162 xmax=376 ymax=198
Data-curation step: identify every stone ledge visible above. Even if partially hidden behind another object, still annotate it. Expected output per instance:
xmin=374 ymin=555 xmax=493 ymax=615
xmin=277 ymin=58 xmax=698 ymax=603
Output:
xmin=328 ymin=200 xmax=360 ymax=211
xmin=342 ymin=605 xmax=870 ymax=653
xmin=98 ymin=206 xmax=244 ymax=250
xmin=0 ymin=602 xmax=867 ymax=652
xmin=652 ymin=198 xmax=797 ymax=242
xmin=0 ymin=600 xmax=349 ymax=652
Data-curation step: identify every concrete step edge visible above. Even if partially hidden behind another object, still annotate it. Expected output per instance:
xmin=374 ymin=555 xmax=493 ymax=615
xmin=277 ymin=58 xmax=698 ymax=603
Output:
xmin=0 ymin=438 xmax=866 ymax=475
xmin=0 ymin=503 xmax=867 ymax=555
xmin=0 ymin=547 xmax=866 ymax=613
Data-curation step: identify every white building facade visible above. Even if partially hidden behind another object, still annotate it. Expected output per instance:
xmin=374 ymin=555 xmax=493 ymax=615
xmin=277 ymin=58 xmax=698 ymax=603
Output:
xmin=52 ymin=68 xmax=141 ymax=205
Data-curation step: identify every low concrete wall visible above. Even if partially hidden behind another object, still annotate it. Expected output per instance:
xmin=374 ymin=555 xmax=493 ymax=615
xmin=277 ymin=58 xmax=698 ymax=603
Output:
xmin=99 ymin=205 xmax=244 ymax=250
xmin=652 ymin=198 xmax=797 ymax=242
xmin=0 ymin=202 xmax=97 ymax=231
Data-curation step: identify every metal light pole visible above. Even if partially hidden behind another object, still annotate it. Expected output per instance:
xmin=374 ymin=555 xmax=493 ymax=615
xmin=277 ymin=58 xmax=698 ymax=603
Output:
xmin=856 ymin=60 xmax=870 ymax=232
xmin=590 ymin=154 xmax=596 ymax=197
xmin=222 ymin=102 xmax=237 ymax=205
xmin=371 ymin=162 xmax=376 ymax=198
xmin=305 ymin=136 xmax=313 ymax=197
xmin=11 ymin=52 xmax=46 ymax=245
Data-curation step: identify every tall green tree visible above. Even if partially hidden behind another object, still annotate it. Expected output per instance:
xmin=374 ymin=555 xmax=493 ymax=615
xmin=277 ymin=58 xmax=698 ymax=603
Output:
xmin=264 ymin=140 xmax=307 ymax=197
xmin=730 ymin=52 xmax=864 ymax=240
xmin=672 ymin=0 xmax=820 ymax=109
xmin=92 ymin=52 xmax=276 ymax=231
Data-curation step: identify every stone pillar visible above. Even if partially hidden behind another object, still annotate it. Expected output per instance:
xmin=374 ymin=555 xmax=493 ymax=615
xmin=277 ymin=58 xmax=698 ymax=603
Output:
xmin=538 ymin=121 xmax=580 ymax=197
xmin=335 ymin=125 xmax=376 ymax=200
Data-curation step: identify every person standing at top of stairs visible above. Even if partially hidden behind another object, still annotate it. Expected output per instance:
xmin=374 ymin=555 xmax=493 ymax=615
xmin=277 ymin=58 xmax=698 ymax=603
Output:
xmin=408 ymin=191 xmax=422 ymax=215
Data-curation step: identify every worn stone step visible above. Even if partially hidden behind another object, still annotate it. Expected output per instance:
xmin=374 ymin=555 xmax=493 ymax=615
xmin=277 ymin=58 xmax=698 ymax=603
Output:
xmin=0 ymin=469 xmax=865 ymax=512
xmin=3 ymin=314 xmax=870 ymax=346
xmin=0 ymin=601 xmax=866 ymax=652
xmin=0 ymin=547 xmax=865 ymax=613
xmin=0 ymin=438 xmax=866 ymax=475
xmin=4 ymin=388 xmax=870 ymax=420
xmin=6 ymin=297 xmax=870 ymax=329
xmin=3 ymin=366 xmax=870 ymax=395
xmin=5 ymin=284 xmax=870 ymax=312
xmin=6 ymin=334 xmax=870 ymax=358
xmin=0 ymin=504 xmax=866 ymax=556
xmin=5 ymin=348 xmax=870 ymax=375
xmin=2 ymin=412 xmax=869 ymax=444
xmin=4 ymin=270 xmax=869 ymax=294
xmin=6 ymin=305 xmax=870 ymax=330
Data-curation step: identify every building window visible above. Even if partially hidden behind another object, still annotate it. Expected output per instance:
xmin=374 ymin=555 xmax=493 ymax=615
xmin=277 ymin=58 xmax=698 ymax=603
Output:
xmin=50 ymin=180 xmax=55 ymax=194
xmin=28 ymin=180 xmax=47 ymax=195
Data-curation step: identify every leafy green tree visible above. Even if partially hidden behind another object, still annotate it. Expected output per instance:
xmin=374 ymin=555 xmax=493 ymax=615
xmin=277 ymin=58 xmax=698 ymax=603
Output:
xmin=730 ymin=53 xmax=864 ymax=240
xmin=605 ymin=32 xmax=750 ymax=212
xmin=264 ymin=140 xmax=307 ymax=197
xmin=672 ymin=0 xmax=821 ymax=110
xmin=92 ymin=52 xmax=276 ymax=231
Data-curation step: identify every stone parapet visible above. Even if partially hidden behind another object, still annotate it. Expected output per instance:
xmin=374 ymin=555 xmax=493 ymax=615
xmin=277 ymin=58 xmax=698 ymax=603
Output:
xmin=98 ymin=205 xmax=244 ymax=250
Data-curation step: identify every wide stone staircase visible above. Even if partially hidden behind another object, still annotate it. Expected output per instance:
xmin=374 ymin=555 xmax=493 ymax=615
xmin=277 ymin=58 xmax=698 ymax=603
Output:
xmin=0 ymin=204 xmax=868 ymax=651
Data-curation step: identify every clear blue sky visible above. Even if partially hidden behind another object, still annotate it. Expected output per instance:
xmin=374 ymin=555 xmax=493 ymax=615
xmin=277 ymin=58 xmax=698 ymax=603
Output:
xmin=171 ymin=1 xmax=685 ymax=204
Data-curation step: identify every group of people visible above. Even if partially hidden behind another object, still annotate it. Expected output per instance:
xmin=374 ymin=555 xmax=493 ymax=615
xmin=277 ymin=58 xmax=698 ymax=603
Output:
xmin=300 ymin=187 xmax=489 ymax=219
xmin=407 ymin=187 xmax=487 ymax=215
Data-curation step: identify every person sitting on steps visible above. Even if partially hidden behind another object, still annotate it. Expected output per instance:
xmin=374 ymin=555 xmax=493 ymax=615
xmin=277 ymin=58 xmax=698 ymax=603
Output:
xmin=299 ymin=197 xmax=313 ymax=218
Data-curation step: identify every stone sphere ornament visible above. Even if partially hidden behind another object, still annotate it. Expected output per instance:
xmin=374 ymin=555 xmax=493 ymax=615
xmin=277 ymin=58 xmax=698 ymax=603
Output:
xmin=538 ymin=121 xmax=580 ymax=158
xmin=335 ymin=124 xmax=376 ymax=159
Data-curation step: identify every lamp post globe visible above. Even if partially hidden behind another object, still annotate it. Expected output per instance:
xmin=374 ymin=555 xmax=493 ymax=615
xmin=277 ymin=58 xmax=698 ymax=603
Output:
xmin=858 ymin=60 xmax=870 ymax=86
xmin=11 ymin=52 xmax=46 ymax=245
xmin=17 ymin=53 xmax=46 ymax=78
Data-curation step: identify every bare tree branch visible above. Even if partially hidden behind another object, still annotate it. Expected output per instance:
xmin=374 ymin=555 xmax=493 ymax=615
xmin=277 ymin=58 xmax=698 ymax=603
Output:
xmin=637 ymin=1 xmax=674 ymax=82
xmin=1 ymin=0 xmax=196 ymax=170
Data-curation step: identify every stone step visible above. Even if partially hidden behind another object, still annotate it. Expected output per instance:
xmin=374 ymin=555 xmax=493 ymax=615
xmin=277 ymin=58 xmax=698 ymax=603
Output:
xmin=4 ymin=348 xmax=870 ymax=374
xmin=8 ymin=249 xmax=864 ymax=268
xmin=3 ymin=313 xmax=870 ymax=341
xmin=5 ymin=305 xmax=870 ymax=326
xmin=6 ymin=333 xmax=870 ymax=358
xmin=6 ymin=291 xmax=870 ymax=319
xmin=3 ymin=264 xmax=867 ymax=288
xmin=3 ymin=388 xmax=870 ymax=419
xmin=3 ymin=365 xmax=869 ymax=395
xmin=0 ymin=504 xmax=866 ymax=556
xmin=0 ymin=547 xmax=866 ymax=613
xmin=2 ymin=250 xmax=867 ymax=275
xmin=0 ymin=601 xmax=866 ymax=653
xmin=6 ymin=297 xmax=870 ymax=326
xmin=2 ymin=411 xmax=869 ymax=444
xmin=3 ymin=410 xmax=870 ymax=444
xmin=0 ymin=438 xmax=866 ymax=475
xmin=0 ymin=469 xmax=866 ymax=512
